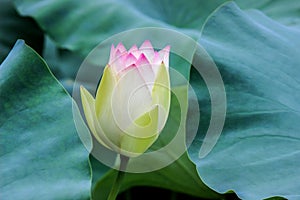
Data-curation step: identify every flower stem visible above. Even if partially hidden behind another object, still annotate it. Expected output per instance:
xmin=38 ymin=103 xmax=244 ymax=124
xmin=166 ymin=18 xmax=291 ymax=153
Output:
xmin=107 ymin=155 xmax=129 ymax=200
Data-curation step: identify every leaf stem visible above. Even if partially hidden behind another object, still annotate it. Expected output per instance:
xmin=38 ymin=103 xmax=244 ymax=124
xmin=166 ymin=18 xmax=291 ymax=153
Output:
xmin=107 ymin=155 xmax=129 ymax=200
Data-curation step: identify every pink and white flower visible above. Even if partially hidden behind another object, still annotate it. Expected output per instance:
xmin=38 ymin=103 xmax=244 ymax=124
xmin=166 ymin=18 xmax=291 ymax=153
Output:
xmin=80 ymin=40 xmax=171 ymax=157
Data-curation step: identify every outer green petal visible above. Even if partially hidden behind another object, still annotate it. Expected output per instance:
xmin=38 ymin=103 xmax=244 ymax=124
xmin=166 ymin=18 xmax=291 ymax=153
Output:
xmin=80 ymin=86 xmax=112 ymax=150
xmin=93 ymin=66 xmax=126 ymax=150
xmin=151 ymin=63 xmax=171 ymax=130
xmin=95 ymin=65 xmax=117 ymax=117
xmin=120 ymin=134 xmax=158 ymax=157
xmin=120 ymin=106 xmax=159 ymax=157
xmin=94 ymin=66 xmax=125 ymax=150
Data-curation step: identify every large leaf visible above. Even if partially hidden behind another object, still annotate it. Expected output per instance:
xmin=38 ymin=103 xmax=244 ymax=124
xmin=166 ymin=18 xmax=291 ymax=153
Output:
xmin=42 ymin=37 xmax=84 ymax=93
xmin=189 ymin=2 xmax=300 ymax=200
xmin=236 ymin=0 xmax=300 ymax=29
xmin=0 ymin=40 xmax=91 ymax=200
xmin=93 ymin=153 xmax=225 ymax=200
xmin=0 ymin=0 xmax=44 ymax=63
xmin=13 ymin=0 xmax=300 ymax=59
xmin=13 ymin=0 xmax=229 ymax=56
xmin=10 ymin=1 xmax=300 ymax=199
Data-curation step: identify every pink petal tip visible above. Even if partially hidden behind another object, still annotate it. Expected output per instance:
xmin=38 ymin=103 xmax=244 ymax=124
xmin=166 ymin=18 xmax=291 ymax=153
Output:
xmin=115 ymin=42 xmax=127 ymax=53
xmin=136 ymin=53 xmax=150 ymax=67
xmin=139 ymin=40 xmax=153 ymax=51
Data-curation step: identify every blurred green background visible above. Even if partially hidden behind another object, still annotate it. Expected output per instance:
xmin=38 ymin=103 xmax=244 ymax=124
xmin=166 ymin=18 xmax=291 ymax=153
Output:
xmin=1 ymin=0 xmax=299 ymax=199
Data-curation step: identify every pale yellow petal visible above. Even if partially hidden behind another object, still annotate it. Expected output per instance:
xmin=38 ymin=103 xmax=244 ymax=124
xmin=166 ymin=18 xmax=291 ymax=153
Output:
xmin=151 ymin=63 xmax=171 ymax=131
xmin=125 ymin=105 xmax=159 ymax=138
xmin=80 ymin=86 xmax=112 ymax=149
xmin=95 ymin=65 xmax=117 ymax=117
xmin=94 ymin=66 xmax=124 ymax=150
xmin=120 ymin=134 xmax=158 ymax=157
xmin=120 ymin=106 xmax=159 ymax=157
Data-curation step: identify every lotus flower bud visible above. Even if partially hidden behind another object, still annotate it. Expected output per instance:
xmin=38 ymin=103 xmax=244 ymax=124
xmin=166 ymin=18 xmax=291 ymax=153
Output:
xmin=80 ymin=40 xmax=170 ymax=157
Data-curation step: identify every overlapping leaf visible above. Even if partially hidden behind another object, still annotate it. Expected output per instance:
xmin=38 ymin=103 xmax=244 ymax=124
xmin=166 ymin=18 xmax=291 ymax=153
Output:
xmin=189 ymin=2 xmax=300 ymax=199
xmin=0 ymin=41 xmax=91 ymax=200
xmin=13 ymin=0 xmax=229 ymax=56
xmin=0 ymin=0 xmax=44 ymax=63
xmin=4 ymin=0 xmax=300 ymax=199
xmin=236 ymin=0 xmax=300 ymax=29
